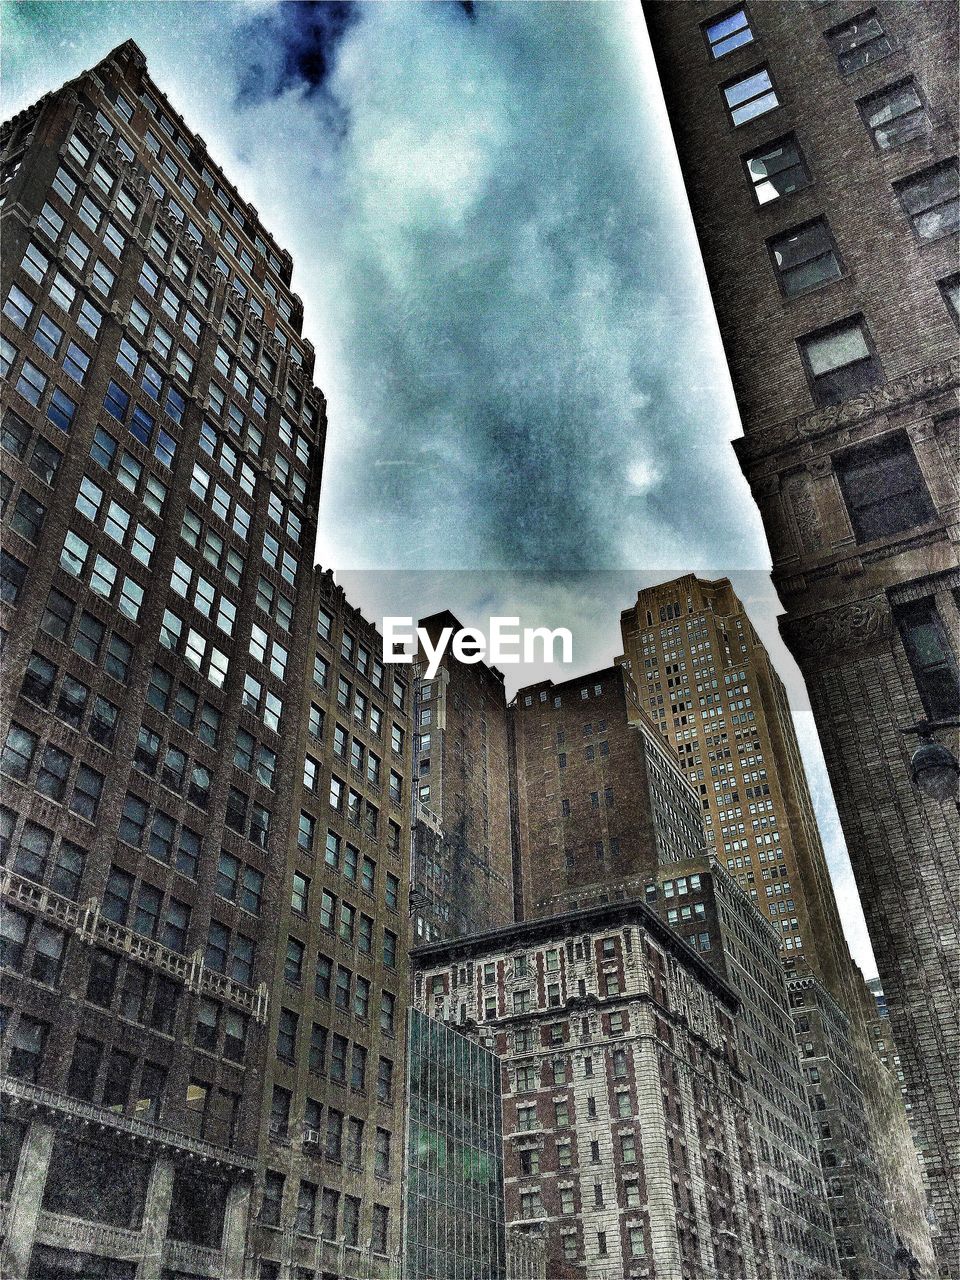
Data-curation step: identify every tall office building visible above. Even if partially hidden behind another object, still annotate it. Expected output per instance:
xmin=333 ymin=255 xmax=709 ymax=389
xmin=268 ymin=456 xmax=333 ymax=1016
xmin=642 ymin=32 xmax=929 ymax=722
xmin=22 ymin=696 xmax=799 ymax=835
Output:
xmin=0 ymin=39 xmax=409 ymax=1280
xmin=620 ymin=575 xmax=857 ymax=996
xmin=249 ymin=569 xmax=412 ymax=1279
xmin=410 ymin=612 xmax=513 ymax=942
xmin=411 ymin=899 xmax=786 ymax=1280
xmin=641 ymin=3 xmax=959 ymax=1263
xmin=786 ymin=972 xmax=914 ymax=1280
xmin=510 ymin=665 xmax=705 ymax=920
xmin=402 ymin=1008 xmax=514 ymax=1280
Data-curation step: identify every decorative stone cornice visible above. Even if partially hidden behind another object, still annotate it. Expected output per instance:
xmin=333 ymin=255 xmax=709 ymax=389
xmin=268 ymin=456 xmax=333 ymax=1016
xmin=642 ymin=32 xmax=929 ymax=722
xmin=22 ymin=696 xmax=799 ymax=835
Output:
xmin=1 ymin=1076 xmax=257 ymax=1173
xmin=736 ymin=356 xmax=960 ymax=465
xmin=780 ymin=595 xmax=894 ymax=664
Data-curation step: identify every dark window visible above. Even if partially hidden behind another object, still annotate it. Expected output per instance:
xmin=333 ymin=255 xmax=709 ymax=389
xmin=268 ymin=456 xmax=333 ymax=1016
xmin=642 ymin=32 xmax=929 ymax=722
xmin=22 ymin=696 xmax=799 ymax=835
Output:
xmin=769 ymin=219 xmax=841 ymax=296
xmin=859 ymin=79 xmax=928 ymax=149
xmin=895 ymin=600 xmax=959 ymax=720
xmin=799 ymin=316 xmax=882 ymax=406
xmin=835 ymin=434 xmax=934 ymax=542
xmin=940 ymin=276 xmax=960 ymax=329
xmin=260 ymin=1170 xmax=284 ymax=1226
xmin=826 ymin=10 xmax=892 ymax=73
xmin=8 ymin=1015 xmax=48 ymax=1081
xmin=894 ymin=161 xmax=959 ymax=241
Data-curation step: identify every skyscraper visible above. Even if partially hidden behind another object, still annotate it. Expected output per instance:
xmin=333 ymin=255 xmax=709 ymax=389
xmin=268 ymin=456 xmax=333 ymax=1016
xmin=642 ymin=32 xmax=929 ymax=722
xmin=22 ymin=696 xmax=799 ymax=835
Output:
xmin=641 ymin=2 xmax=958 ymax=1263
xmin=647 ymin=857 xmax=840 ymax=1280
xmin=621 ymin=573 xmax=932 ymax=1271
xmin=0 ymin=39 xmax=406 ymax=1280
xmin=251 ymin=568 xmax=412 ymax=1279
xmin=620 ymin=575 xmax=854 ymax=994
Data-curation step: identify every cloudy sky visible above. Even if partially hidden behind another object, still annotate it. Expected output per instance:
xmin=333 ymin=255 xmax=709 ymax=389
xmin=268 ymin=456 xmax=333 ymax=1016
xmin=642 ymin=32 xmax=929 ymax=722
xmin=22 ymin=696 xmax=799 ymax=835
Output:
xmin=1 ymin=1 xmax=878 ymax=976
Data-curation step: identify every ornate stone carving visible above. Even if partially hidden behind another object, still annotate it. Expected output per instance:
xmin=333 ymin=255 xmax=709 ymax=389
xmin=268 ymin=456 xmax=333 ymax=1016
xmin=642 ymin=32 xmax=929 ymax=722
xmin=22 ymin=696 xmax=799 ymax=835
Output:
xmin=796 ymin=358 xmax=960 ymax=439
xmin=781 ymin=596 xmax=894 ymax=662
xmin=786 ymin=473 xmax=823 ymax=554
xmin=737 ymin=357 xmax=960 ymax=464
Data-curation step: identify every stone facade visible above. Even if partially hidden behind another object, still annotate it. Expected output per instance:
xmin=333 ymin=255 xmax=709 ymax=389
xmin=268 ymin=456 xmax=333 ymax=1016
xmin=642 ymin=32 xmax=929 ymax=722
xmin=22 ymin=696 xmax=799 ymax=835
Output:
xmin=641 ymin=2 xmax=958 ymax=1265
xmin=647 ymin=857 xmax=839 ymax=1279
xmin=786 ymin=973 xmax=898 ymax=1279
xmin=411 ymin=901 xmax=772 ymax=1280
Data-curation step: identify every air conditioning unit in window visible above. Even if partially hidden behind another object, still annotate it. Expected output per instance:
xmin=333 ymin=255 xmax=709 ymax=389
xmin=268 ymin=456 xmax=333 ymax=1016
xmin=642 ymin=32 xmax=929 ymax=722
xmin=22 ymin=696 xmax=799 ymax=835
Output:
xmin=303 ymin=1128 xmax=322 ymax=1147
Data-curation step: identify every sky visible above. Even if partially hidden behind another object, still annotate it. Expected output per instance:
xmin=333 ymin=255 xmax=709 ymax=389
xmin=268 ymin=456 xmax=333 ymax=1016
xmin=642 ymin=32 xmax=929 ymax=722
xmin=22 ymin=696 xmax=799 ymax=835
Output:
xmin=0 ymin=1 xmax=878 ymax=977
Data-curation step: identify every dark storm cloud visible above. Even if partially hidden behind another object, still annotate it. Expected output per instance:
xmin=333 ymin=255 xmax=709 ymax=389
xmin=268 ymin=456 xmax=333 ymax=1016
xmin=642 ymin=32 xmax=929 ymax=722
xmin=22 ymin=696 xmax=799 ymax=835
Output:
xmin=237 ymin=1 xmax=358 ymax=104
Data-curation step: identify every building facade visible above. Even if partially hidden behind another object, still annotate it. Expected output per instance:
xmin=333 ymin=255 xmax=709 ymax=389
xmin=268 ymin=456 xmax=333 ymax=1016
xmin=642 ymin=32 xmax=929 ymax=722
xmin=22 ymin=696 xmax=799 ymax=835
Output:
xmin=620 ymin=575 xmax=855 ymax=996
xmin=412 ymin=901 xmax=777 ymax=1280
xmin=510 ymin=665 xmax=705 ymax=921
xmin=0 ymin=38 xmax=326 ymax=1280
xmin=622 ymin=576 xmax=933 ymax=1272
xmin=786 ymin=973 xmax=899 ymax=1280
xmin=641 ymin=3 xmax=959 ymax=1265
xmin=410 ymin=612 xmax=513 ymax=943
xmin=403 ymin=1007 xmax=512 ymax=1280
xmin=647 ymin=857 xmax=839 ymax=1280
xmin=248 ymin=569 xmax=412 ymax=1279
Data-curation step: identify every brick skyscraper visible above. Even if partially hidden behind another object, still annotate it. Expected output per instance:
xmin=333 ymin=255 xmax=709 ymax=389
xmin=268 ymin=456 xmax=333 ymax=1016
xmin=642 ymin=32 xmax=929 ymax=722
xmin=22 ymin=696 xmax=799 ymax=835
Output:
xmin=641 ymin=2 xmax=958 ymax=1265
xmin=0 ymin=40 xmax=407 ymax=1279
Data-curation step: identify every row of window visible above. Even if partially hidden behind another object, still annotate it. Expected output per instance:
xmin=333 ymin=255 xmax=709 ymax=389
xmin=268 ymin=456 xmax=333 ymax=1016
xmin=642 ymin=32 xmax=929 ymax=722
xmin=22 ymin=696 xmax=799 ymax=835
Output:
xmin=259 ymin=1169 xmax=390 ymax=1256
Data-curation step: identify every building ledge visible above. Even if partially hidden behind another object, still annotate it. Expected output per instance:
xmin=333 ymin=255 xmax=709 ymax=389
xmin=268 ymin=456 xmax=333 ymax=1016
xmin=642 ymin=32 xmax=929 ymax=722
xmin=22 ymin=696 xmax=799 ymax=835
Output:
xmin=1 ymin=1076 xmax=258 ymax=1174
xmin=1 ymin=868 xmax=268 ymax=1021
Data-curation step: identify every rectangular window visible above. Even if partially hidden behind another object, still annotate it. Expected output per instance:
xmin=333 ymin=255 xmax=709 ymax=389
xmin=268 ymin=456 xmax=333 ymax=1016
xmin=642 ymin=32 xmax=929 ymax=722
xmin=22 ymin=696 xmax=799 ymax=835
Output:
xmin=859 ymin=79 xmax=928 ymax=150
xmin=835 ymin=433 xmax=934 ymax=542
xmin=723 ymin=67 xmax=778 ymax=126
xmin=826 ymin=10 xmax=892 ymax=74
xmin=744 ymin=134 xmax=809 ymax=205
xmin=769 ymin=219 xmax=841 ymax=296
xmin=895 ymin=599 xmax=959 ymax=721
xmin=799 ymin=316 xmax=882 ymax=406
xmin=704 ymin=8 xmax=753 ymax=59
xmin=894 ymin=161 xmax=959 ymax=241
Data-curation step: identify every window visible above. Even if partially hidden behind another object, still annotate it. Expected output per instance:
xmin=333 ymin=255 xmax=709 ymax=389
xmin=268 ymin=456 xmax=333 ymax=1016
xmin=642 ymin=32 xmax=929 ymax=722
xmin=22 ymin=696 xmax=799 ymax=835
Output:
xmin=723 ymin=67 xmax=778 ymax=126
xmin=895 ymin=600 xmax=959 ymax=720
xmin=894 ymin=161 xmax=959 ymax=241
xmin=799 ymin=316 xmax=882 ymax=406
xmin=704 ymin=8 xmax=753 ymax=58
xmin=260 ymin=1171 xmax=284 ymax=1226
xmin=835 ymin=434 xmax=934 ymax=542
xmin=769 ymin=219 xmax=841 ymax=296
xmin=859 ymin=79 xmax=928 ymax=150
xmin=371 ymin=1204 xmax=389 ymax=1255
xmin=377 ymin=1056 xmax=394 ymax=1102
xmin=826 ymin=10 xmax=892 ymax=74
xmin=744 ymin=134 xmax=809 ymax=205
